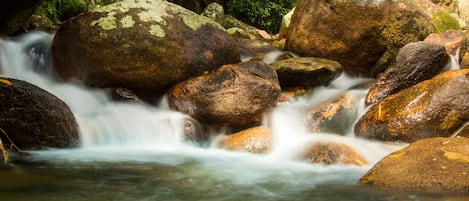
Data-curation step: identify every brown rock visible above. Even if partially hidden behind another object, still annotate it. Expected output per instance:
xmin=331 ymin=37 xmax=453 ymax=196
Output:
xmin=359 ymin=137 xmax=469 ymax=193
xmin=355 ymin=69 xmax=469 ymax=142
xmin=365 ymin=41 xmax=449 ymax=106
xmin=286 ymin=0 xmax=433 ymax=76
xmin=168 ymin=61 xmax=281 ymax=128
xmin=219 ymin=126 xmax=272 ymax=154
xmin=302 ymin=142 xmax=367 ymax=166
xmin=424 ymin=30 xmax=467 ymax=61
xmin=270 ymin=57 xmax=343 ymax=89
xmin=0 ymin=77 xmax=80 ymax=150
xmin=52 ymin=0 xmax=240 ymax=103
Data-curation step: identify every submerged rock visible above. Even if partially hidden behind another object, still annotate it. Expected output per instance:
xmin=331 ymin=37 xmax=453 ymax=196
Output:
xmin=0 ymin=77 xmax=79 ymax=150
xmin=360 ymin=137 xmax=469 ymax=193
xmin=286 ymin=0 xmax=434 ymax=76
xmin=53 ymin=0 xmax=239 ymax=103
xmin=270 ymin=57 xmax=343 ymax=89
xmin=219 ymin=126 xmax=272 ymax=154
xmin=168 ymin=61 xmax=281 ymax=129
xmin=302 ymin=142 xmax=367 ymax=166
xmin=365 ymin=41 xmax=449 ymax=106
xmin=355 ymin=69 xmax=469 ymax=142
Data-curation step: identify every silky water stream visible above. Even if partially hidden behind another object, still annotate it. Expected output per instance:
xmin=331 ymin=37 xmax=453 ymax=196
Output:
xmin=0 ymin=32 xmax=466 ymax=201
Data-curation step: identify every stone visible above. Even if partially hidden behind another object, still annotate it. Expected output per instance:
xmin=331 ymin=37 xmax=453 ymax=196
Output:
xmin=360 ymin=137 xmax=469 ymax=193
xmin=168 ymin=61 xmax=281 ymax=129
xmin=365 ymin=42 xmax=449 ymax=106
xmin=270 ymin=57 xmax=343 ymax=89
xmin=302 ymin=142 xmax=367 ymax=166
xmin=219 ymin=126 xmax=272 ymax=154
xmin=355 ymin=69 xmax=469 ymax=142
xmin=52 ymin=0 xmax=240 ymax=103
xmin=0 ymin=77 xmax=80 ymax=150
xmin=424 ymin=29 xmax=467 ymax=61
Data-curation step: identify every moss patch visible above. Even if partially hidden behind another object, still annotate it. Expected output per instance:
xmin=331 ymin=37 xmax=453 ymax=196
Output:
xmin=432 ymin=10 xmax=461 ymax=33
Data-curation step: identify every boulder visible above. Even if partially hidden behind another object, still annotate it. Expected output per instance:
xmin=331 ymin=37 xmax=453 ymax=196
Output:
xmin=424 ymin=29 xmax=467 ymax=63
xmin=306 ymin=92 xmax=362 ymax=135
xmin=286 ymin=0 xmax=434 ymax=76
xmin=359 ymin=137 xmax=469 ymax=193
xmin=302 ymin=142 xmax=367 ymax=166
xmin=0 ymin=77 xmax=80 ymax=150
xmin=365 ymin=42 xmax=449 ymax=106
xmin=355 ymin=69 xmax=469 ymax=142
xmin=52 ymin=0 xmax=240 ymax=103
xmin=219 ymin=126 xmax=272 ymax=154
xmin=168 ymin=61 xmax=281 ymax=128
xmin=269 ymin=57 xmax=343 ymax=89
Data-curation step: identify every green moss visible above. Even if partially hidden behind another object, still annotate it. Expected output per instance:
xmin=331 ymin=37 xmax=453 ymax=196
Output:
xmin=432 ymin=10 xmax=461 ymax=33
xmin=90 ymin=11 xmax=117 ymax=30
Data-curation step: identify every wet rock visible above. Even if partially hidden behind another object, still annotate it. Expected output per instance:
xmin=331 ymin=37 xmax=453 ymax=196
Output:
xmin=108 ymin=87 xmax=142 ymax=103
xmin=355 ymin=69 xmax=469 ymax=143
xmin=306 ymin=92 xmax=362 ymax=135
xmin=302 ymin=142 xmax=367 ymax=166
xmin=365 ymin=42 xmax=449 ymax=106
xmin=168 ymin=61 xmax=281 ymax=129
xmin=360 ymin=137 xmax=469 ymax=193
xmin=270 ymin=57 xmax=343 ymax=89
xmin=286 ymin=0 xmax=434 ymax=76
xmin=53 ymin=0 xmax=240 ymax=103
xmin=219 ymin=126 xmax=272 ymax=154
xmin=424 ymin=29 xmax=467 ymax=62
xmin=277 ymin=87 xmax=306 ymax=102
xmin=201 ymin=2 xmax=259 ymax=36
xmin=0 ymin=77 xmax=80 ymax=150
xmin=455 ymin=124 xmax=469 ymax=137
xmin=182 ymin=116 xmax=207 ymax=144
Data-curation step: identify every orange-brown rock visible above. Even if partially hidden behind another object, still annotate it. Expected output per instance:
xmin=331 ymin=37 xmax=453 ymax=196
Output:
xmin=306 ymin=92 xmax=362 ymax=135
xmin=360 ymin=137 xmax=469 ymax=193
xmin=424 ymin=30 xmax=467 ymax=60
xmin=355 ymin=69 xmax=469 ymax=142
xmin=168 ymin=61 xmax=281 ymax=128
xmin=365 ymin=42 xmax=449 ymax=106
xmin=219 ymin=126 xmax=272 ymax=154
xmin=302 ymin=142 xmax=367 ymax=166
xmin=52 ymin=0 xmax=240 ymax=103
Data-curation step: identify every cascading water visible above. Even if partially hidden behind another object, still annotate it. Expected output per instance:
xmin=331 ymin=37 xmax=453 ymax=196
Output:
xmin=2 ymin=31 xmax=444 ymax=201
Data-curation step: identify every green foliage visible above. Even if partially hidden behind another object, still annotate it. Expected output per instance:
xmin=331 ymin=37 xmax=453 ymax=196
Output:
xmin=225 ymin=0 xmax=296 ymax=34
xmin=35 ymin=0 xmax=89 ymax=23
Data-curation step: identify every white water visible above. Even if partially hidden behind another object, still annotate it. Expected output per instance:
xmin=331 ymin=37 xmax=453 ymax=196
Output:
xmin=0 ymin=32 xmax=403 ymax=176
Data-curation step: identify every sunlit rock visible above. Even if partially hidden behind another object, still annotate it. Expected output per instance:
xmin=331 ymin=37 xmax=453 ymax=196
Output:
xmin=0 ymin=77 xmax=80 ymax=150
xmin=52 ymin=0 xmax=239 ymax=103
xmin=302 ymin=142 xmax=367 ymax=166
xmin=270 ymin=57 xmax=343 ymax=89
xmin=360 ymin=137 xmax=469 ymax=193
xmin=355 ymin=69 xmax=469 ymax=142
xmin=424 ymin=29 xmax=467 ymax=62
xmin=365 ymin=41 xmax=449 ymax=106
xmin=219 ymin=126 xmax=272 ymax=154
xmin=286 ymin=0 xmax=434 ymax=76
xmin=306 ymin=92 xmax=362 ymax=135
xmin=168 ymin=61 xmax=281 ymax=129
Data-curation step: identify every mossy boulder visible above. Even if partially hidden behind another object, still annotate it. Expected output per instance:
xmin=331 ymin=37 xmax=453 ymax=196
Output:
xmin=53 ymin=0 xmax=240 ymax=103
xmin=168 ymin=61 xmax=281 ymax=129
xmin=0 ymin=77 xmax=80 ymax=150
xmin=355 ymin=69 xmax=469 ymax=142
xmin=360 ymin=137 xmax=469 ymax=193
xmin=286 ymin=0 xmax=434 ymax=77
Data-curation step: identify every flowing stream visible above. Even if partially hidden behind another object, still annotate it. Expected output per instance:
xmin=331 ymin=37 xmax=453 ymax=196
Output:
xmin=0 ymin=32 xmax=466 ymax=201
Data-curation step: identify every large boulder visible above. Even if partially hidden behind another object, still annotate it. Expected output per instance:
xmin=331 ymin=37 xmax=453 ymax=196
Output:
xmin=219 ymin=126 xmax=272 ymax=154
xmin=286 ymin=0 xmax=434 ymax=76
xmin=168 ymin=61 xmax=281 ymax=128
xmin=365 ymin=42 xmax=449 ymax=106
xmin=52 ymin=0 xmax=240 ymax=103
xmin=355 ymin=69 xmax=469 ymax=142
xmin=360 ymin=137 xmax=469 ymax=193
xmin=269 ymin=57 xmax=343 ymax=89
xmin=0 ymin=77 xmax=80 ymax=150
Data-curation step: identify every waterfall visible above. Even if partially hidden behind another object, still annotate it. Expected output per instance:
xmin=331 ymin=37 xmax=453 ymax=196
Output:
xmin=0 ymin=31 xmax=402 ymax=166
